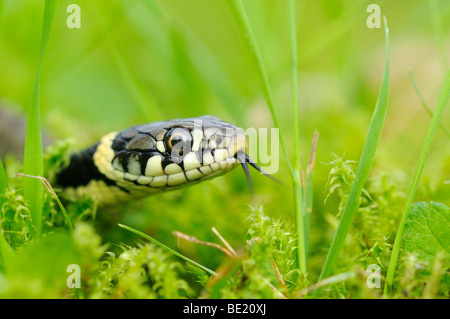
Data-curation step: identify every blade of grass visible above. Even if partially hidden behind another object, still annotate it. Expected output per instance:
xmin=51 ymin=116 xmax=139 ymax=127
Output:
xmin=107 ymin=32 xmax=163 ymax=121
xmin=51 ymin=8 xmax=126 ymax=83
xmin=297 ymin=271 xmax=356 ymax=298
xmin=0 ymin=158 xmax=8 ymax=200
xmin=228 ymin=0 xmax=308 ymax=274
xmin=384 ymin=69 xmax=450 ymax=296
xmin=17 ymin=174 xmax=73 ymax=232
xmin=303 ymin=169 xmax=312 ymax=260
xmin=0 ymin=233 xmax=14 ymax=273
xmin=227 ymin=0 xmax=293 ymax=177
xmin=304 ymin=131 xmax=319 ymax=260
xmin=0 ymin=157 xmax=9 ymax=215
xmin=315 ymin=17 xmax=390 ymax=290
xmin=140 ymin=0 xmax=243 ymax=122
xmin=23 ymin=0 xmax=59 ymax=239
xmin=0 ymin=157 xmax=14 ymax=272
xmin=409 ymin=69 xmax=450 ymax=137
xmin=91 ymin=2 xmax=163 ymax=122
xmin=287 ymin=0 xmax=306 ymax=274
xmin=118 ymin=223 xmax=218 ymax=277
xmin=173 ymin=231 xmax=234 ymax=257
xmin=300 ymin=1 xmax=385 ymax=61
xmin=211 ymin=227 xmax=238 ymax=257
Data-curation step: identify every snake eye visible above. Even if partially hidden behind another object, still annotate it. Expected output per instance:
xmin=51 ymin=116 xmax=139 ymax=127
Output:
xmin=164 ymin=127 xmax=192 ymax=156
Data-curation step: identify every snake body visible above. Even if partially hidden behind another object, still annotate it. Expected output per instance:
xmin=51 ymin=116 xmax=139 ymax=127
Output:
xmin=56 ymin=116 xmax=247 ymax=204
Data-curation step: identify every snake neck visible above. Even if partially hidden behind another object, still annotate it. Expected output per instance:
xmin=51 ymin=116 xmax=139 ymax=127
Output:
xmin=55 ymin=143 xmax=116 ymax=189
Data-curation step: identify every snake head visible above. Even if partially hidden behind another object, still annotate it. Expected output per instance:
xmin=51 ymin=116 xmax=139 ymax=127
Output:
xmin=93 ymin=115 xmax=248 ymax=197
xmin=57 ymin=115 xmax=282 ymax=204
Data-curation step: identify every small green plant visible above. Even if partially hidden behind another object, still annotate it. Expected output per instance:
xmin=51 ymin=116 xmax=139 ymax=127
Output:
xmin=22 ymin=0 xmax=59 ymax=239
xmin=317 ymin=16 xmax=390 ymax=289
xmin=384 ymin=71 xmax=450 ymax=295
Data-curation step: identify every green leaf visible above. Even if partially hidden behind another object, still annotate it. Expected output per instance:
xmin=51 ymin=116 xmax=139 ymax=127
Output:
xmin=316 ymin=16 xmax=390 ymax=285
xmin=403 ymin=202 xmax=450 ymax=262
xmin=23 ymin=0 xmax=59 ymax=239
xmin=227 ymin=0 xmax=292 ymax=175
xmin=118 ymin=223 xmax=218 ymax=277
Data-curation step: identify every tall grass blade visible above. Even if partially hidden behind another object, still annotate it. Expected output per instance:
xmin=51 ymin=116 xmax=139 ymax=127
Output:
xmin=316 ymin=17 xmax=390 ymax=287
xmin=118 ymin=223 xmax=218 ymax=277
xmin=384 ymin=69 xmax=450 ymax=295
xmin=140 ymin=0 xmax=243 ymax=122
xmin=409 ymin=70 xmax=450 ymax=137
xmin=0 ymin=157 xmax=8 ymax=198
xmin=92 ymin=2 xmax=162 ymax=121
xmin=287 ymin=0 xmax=306 ymax=274
xmin=108 ymin=32 xmax=163 ymax=121
xmin=303 ymin=169 xmax=312 ymax=259
xmin=17 ymin=174 xmax=73 ymax=232
xmin=149 ymin=0 xmax=242 ymax=123
xmin=300 ymin=1 xmax=385 ymax=61
xmin=227 ymin=0 xmax=293 ymax=176
xmin=23 ymin=0 xmax=59 ymax=239
xmin=304 ymin=131 xmax=319 ymax=260
xmin=297 ymin=271 xmax=355 ymax=298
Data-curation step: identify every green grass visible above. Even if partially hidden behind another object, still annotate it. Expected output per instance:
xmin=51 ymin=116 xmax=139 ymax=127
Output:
xmin=0 ymin=158 xmax=14 ymax=272
xmin=287 ymin=0 xmax=306 ymax=274
xmin=0 ymin=158 xmax=8 ymax=205
xmin=17 ymin=173 xmax=73 ymax=232
xmin=384 ymin=70 xmax=450 ymax=295
xmin=409 ymin=70 xmax=450 ymax=137
xmin=22 ymin=0 xmax=59 ymax=239
xmin=118 ymin=223 xmax=218 ymax=276
xmin=316 ymin=16 xmax=390 ymax=286
xmin=227 ymin=0 xmax=308 ymax=276
xmin=93 ymin=2 xmax=162 ymax=122
xmin=227 ymin=0 xmax=293 ymax=173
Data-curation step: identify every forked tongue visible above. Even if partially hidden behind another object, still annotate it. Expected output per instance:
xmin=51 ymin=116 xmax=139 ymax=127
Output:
xmin=236 ymin=151 xmax=284 ymax=195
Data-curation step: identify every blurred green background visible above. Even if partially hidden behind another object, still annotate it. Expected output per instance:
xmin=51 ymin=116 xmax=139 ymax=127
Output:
xmin=0 ymin=0 xmax=449 ymax=279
